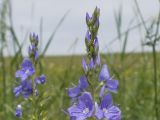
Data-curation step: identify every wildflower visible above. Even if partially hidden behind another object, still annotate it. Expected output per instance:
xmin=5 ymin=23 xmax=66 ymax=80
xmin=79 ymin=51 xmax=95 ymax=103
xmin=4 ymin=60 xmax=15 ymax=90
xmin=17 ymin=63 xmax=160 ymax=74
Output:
xmin=15 ymin=58 xmax=35 ymax=81
xmin=35 ymin=74 xmax=46 ymax=85
xmin=15 ymin=105 xmax=22 ymax=117
xmin=14 ymin=33 xmax=46 ymax=117
xmin=95 ymin=94 xmax=121 ymax=120
xmin=68 ymin=76 xmax=88 ymax=98
xmin=21 ymin=80 xmax=33 ymax=98
xmin=13 ymin=80 xmax=33 ymax=98
xmin=99 ymin=64 xmax=119 ymax=95
xmin=66 ymin=7 xmax=121 ymax=120
xmin=68 ymin=92 xmax=94 ymax=120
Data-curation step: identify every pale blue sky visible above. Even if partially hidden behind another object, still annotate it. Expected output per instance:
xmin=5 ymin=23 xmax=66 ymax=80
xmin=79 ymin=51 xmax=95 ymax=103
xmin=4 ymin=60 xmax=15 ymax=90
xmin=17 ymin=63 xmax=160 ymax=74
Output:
xmin=9 ymin=0 xmax=159 ymax=55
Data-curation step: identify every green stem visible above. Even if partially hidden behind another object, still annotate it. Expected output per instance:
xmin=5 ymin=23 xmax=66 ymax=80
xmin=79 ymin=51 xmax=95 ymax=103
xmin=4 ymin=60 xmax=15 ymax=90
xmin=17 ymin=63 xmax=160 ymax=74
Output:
xmin=152 ymin=44 xmax=158 ymax=120
xmin=0 ymin=48 xmax=6 ymax=117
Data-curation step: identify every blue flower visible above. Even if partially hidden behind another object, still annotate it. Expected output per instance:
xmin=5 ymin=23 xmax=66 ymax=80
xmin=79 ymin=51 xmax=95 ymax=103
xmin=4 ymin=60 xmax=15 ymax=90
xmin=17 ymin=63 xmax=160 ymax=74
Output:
xmin=15 ymin=105 xmax=22 ymax=117
xmin=78 ymin=76 xmax=89 ymax=89
xmin=99 ymin=64 xmax=110 ymax=81
xmin=21 ymin=80 xmax=33 ymax=98
xmin=13 ymin=80 xmax=33 ymax=98
xmin=68 ymin=76 xmax=88 ymax=98
xmin=68 ymin=92 xmax=94 ymax=120
xmin=15 ymin=58 xmax=35 ymax=81
xmin=35 ymin=74 xmax=46 ymax=84
xmin=99 ymin=64 xmax=119 ymax=95
xmin=95 ymin=94 xmax=121 ymax=120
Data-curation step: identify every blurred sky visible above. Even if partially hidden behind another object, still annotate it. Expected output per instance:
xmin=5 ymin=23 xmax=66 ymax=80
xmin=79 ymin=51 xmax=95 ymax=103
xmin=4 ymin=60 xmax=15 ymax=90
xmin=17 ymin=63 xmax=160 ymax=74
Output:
xmin=10 ymin=0 xmax=159 ymax=55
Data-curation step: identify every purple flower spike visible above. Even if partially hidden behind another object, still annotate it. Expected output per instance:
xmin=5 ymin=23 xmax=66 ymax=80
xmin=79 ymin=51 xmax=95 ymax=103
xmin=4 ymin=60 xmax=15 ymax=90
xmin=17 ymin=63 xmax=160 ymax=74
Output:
xmin=15 ymin=58 xmax=35 ymax=81
xmin=78 ymin=76 xmax=89 ymax=89
xmin=68 ymin=92 xmax=94 ymax=120
xmin=99 ymin=64 xmax=110 ymax=81
xmin=82 ymin=57 xmax=88 ymax=72
xmin=15 ymin=105 xmax=22 ymax=117
xmin=95 ymin=94 xmax=121 ymax=120
xmin=35 ymin=74 xmax=46 ymax=84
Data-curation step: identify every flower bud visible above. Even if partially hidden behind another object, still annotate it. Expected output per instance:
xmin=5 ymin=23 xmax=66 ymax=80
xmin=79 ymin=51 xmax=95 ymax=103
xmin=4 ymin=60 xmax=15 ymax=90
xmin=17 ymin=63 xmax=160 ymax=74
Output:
xmin=86 ymin=12 xmax=92 ymax=26
xmin=30 ymin=33 xmax=39 ymax=46
xmin=85 ymin=30 xmax=91 ymax=47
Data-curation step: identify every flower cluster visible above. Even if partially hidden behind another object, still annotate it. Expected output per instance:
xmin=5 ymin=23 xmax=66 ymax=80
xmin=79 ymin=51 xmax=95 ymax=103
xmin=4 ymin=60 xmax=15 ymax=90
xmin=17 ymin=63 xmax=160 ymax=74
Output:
xmin=67 ymin=7 xmax=121 ymax=120
xmin=13 ymin=33 xmax=46 ymax=117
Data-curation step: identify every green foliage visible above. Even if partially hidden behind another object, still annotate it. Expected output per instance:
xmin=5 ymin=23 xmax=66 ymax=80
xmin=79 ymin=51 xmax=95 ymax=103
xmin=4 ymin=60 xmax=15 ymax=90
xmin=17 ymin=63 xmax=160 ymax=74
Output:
xmin=0 ymin=54 xmax=160 ymax=120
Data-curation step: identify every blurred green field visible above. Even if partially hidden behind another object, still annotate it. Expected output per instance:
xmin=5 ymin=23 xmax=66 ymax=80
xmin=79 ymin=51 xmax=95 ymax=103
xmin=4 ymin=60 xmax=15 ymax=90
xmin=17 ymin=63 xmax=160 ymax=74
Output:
xmin=0 ymin=53 xmax=160 ymax=120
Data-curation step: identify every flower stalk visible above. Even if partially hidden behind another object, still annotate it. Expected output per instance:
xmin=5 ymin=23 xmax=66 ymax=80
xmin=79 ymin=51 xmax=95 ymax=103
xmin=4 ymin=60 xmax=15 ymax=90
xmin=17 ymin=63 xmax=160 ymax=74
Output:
xmin=66 ymin=7 xmax=121 ymax=120
xmin=13 ymin=33 xmax=46 ymax=119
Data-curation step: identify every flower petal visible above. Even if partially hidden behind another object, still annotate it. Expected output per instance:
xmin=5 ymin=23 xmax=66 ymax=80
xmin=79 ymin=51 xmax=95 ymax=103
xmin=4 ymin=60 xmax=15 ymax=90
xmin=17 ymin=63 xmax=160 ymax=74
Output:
xmin=13 ymin=85 xmax=22 ymax=97
xmin=95 ymin=103 xmax=104 ymax=119
xmin=68 ymin=86 xmax=80 ymax=98
xmin=100 ymin=85 xmax=105 ymax=97
xmin=35 ymin=74 xmax=46 ymax=84
xmin=104 ymin=106 xmax=121 ymax=120
xmin=21 ymin=58 xmax=32 ymax=68
xmin=106 ymin=79 xmax=119 ymax=93
xmin=15 ymin=105 xmax=22 ymax=117
xmin=99 ymin=64 xmax=110 ymax=81
xmin=78 ymin=76 xmax=89 ymax=90
xmin=100 ymin=94 xmax=113 ymax=109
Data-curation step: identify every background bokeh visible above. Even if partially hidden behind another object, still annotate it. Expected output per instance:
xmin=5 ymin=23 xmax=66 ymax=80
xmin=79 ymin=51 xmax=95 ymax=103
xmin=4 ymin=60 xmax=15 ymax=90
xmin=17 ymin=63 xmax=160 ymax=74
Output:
xmin=0 ymin=0 xmax=160 ymax=120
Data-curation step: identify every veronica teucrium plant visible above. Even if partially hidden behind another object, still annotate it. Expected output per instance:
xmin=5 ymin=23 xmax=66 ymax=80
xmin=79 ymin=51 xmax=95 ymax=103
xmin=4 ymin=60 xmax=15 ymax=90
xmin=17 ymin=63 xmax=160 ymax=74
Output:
xmin=66 ymin=7 xmax=121 ymax=120
xmin=13 ymin=33 xmax=46 ymax=118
